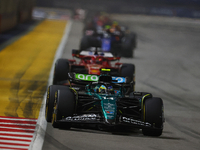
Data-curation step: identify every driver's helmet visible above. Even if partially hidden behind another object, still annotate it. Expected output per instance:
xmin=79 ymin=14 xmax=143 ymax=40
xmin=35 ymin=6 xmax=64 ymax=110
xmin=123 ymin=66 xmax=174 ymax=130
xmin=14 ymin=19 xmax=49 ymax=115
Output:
xmin=107 ymin=85 xmax=114 ymax=94
xmin=112 ymin=21 xmax=118 ymax=26
xmin=108 ymin=85 xmax=113 ymax=92
xmin=111 ymin=21 xmax=121 ymax=31
xmin=98 ymin=85 xmax=107 ymax=93
xmin=95 ymin=57 xmax=103 ymax=64
xmin=105 ymin=25 xmax=111 ymax=30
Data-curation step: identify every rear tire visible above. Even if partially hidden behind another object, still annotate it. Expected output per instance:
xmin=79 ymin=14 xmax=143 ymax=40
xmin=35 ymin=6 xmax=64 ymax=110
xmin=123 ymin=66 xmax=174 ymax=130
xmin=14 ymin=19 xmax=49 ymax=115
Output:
xmin=142 ymin=97 xmax=164 ymax=136
xmin=121 ymin=37 xmax=134 ymax=58
xmin=53 ymin=59 xmax=69 ymax=85
xmin=120 ymin=64 xmax=135 ymax=93
xmin=52 ymin=89 xmax=75 ymax=129
xmin=130 ymin=32 xmax=137 ymax=48
xmin=45 ymin=85 xmax=69 ymax=122
xmin=80 ymin=36 xmax=90 ymax=50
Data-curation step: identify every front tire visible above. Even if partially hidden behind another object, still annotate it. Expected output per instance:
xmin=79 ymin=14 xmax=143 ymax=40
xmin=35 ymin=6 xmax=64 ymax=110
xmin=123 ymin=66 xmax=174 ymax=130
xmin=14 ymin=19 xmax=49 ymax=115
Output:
xmin=52 ymin=89 xmax=75 ymax=129
xmin=142 ymin=97 xmax=164 ymax=136
xmin=53 ymin=59 xmax=69 ymax=85
xmin=45 ymin=85 xmax=69 ymax=122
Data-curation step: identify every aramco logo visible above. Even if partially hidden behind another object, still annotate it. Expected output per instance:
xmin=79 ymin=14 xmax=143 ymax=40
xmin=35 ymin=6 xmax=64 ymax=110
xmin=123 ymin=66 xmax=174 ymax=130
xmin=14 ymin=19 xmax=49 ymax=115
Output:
xmin=75 ymin=73 xmax=126 ymax=83
xmin=76 ymin=74 xmax=99 ymax=81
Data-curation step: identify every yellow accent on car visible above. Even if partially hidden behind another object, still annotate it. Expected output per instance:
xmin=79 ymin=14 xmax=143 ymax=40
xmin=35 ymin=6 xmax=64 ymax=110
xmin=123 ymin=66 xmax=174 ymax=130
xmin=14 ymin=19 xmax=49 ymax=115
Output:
xmin=101 ymin=68 xmax=111 ymax=71
xmin=141 ymin=94 xmax=151 ymax=121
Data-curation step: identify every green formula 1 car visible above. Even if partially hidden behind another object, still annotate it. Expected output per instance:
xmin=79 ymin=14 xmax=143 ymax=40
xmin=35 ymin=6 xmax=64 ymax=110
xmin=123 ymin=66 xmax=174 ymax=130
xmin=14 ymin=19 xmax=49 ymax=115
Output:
xmin=45 ymin=69 xmax=164 ymax=136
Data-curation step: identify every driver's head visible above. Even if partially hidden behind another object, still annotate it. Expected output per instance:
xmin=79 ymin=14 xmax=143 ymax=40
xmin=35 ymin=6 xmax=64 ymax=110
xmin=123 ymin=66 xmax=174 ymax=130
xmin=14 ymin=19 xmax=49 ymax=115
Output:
xmin=95 ymin=58 xmax=103 ymax=64
xmin=105 ymin=25 xmax=111 ymax=30
xmin=98 ymin=85 xmax=106 ymax=93
xmin=108 ymin=85 xmax=114 ymax=94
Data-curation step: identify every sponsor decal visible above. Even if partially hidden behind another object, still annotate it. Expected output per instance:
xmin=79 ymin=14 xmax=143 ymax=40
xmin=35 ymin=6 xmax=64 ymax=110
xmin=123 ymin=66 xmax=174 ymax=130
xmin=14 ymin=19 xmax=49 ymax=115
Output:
xmin=85 ymin=30 xmax=94 ymax=36
xmin=121 ymin=117 xmax=151 ymax=127
xmin=89 ymin=51 xmax=93 ymax=55
xmin=104 ymin=103 xmax=115 ymax=111
xmin=66 ymin=114 xmax=100 ymax=121
xmin=91 ymin=69 xmax=99 ymax=73
xmin=112 ymin=76 xmax=126 ymax=83
xmin=75 ymin=73 xmax=126 ymax=83
xmin=75 ymin=73 xmax=99 ymax=81
xmin=106 ymin=111 xmax=114 ymax=114
xmin=71 ymin=87 xmax=80 ymax=90
xmin=101 ymin=68 xmax=111 ymax=72
xmin=102 ymin=38 xmax=111 ymax=51
xmin=114 ymin=90 xmax=120 ymax=94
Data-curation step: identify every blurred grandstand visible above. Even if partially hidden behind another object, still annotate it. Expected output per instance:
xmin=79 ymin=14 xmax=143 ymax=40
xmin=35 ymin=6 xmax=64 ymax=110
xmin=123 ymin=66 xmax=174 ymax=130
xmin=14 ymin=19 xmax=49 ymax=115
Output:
xmin=36 ymin=0 xmax=200 ymax=18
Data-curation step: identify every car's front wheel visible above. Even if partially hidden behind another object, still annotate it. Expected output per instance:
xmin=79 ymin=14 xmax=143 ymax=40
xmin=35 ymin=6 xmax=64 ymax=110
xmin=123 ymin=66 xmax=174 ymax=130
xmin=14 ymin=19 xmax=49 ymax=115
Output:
xmin=142 ymin=97 xmax=164 ymax=136
xmin=45 ymin=85 xmax=69 ymax=122
xmin=53 ymin=59 xmax=69 ymax=85
xmin=52 ymin=89 xmax=75 ymax=129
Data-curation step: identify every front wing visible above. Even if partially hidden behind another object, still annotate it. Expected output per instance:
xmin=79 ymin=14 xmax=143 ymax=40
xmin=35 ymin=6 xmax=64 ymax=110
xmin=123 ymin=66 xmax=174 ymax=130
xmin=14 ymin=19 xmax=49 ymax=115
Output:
xmin=57 ymin=114 xmax=153 ymax=129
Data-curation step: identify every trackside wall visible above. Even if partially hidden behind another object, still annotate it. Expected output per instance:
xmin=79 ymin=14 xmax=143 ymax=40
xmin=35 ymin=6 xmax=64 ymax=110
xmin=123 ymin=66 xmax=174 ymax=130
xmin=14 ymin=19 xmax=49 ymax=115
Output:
xmin=0 ymin=0 xmax=35 ymax=33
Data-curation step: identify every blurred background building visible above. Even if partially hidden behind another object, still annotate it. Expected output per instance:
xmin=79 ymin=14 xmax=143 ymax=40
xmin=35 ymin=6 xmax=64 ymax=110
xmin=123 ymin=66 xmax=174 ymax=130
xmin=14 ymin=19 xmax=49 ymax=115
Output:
xmin=0 ymin=0 xmax=35 ymax=33
xmin=36 ymin=0 xmax=200 ymax=18
xmin=1 ymin=0 xmax=200 ymax=33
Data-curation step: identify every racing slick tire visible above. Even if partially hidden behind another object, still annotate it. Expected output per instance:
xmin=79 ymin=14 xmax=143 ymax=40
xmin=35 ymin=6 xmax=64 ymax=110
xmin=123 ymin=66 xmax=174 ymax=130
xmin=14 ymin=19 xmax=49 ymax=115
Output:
xmin=53 ymin=59 xmax=69 ymax=85
xmin=120 ymin=64 xmax=135 ymax=93
xmin=80 ymin=36 xmax=90 ymax=50
xmin=45 ymin=85 xmax=69 ymax=122
xmin=129 ymin=32 xmax=137 ymax=48
xmin=142 ymin=97 xmax=164 ymax=136
xmin=52 ymin=89 xmax=75 ymax=128
xmin=121 ymin=36 xmax=134 ymax=58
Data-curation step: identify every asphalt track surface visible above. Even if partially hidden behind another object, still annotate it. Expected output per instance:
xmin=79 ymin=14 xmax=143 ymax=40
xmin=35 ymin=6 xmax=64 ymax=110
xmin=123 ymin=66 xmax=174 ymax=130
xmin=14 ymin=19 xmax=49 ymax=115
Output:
xmin=42 ymin=15 xmax=200 ymax=150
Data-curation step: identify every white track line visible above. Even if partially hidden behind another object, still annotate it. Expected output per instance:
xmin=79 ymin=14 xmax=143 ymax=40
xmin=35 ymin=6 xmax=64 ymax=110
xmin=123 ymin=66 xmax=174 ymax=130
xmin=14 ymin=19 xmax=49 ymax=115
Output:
xmin=0 ymin=126 xmax=35 ymax=130
xmin=0 ymin=144 xmax=29 ymax=149
xmin=0 ymin=118 xmax=37 ymax=122
xmin=29 ymin=20 xmax=73 ymax=150
xmin=0 ymin=140 xmax=31 ymax=144
xmin=0 ymin=131 xmax=34 ymax=136
xmin=0 ymin=123 xmax=36 ymax=126
xmin=0 ymin=135 xmax=32 ymax=140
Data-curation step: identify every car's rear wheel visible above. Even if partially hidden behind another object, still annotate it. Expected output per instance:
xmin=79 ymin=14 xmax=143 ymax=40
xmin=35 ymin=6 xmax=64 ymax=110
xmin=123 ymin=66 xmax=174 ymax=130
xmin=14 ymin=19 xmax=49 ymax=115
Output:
xmin=121 ymin=37 xmax=134 ymax=58
xmin=120 ymin=64 xmax=135 ymax=93
xmin=80 ymin=36 xmax=91 ymax=50
xmin=142 ymin=97 xmax=164 ymax=136
xmin=45 ymin=85 xmax=69 ymax=122
xmin=53 ymin=59 xmax=69 ymax=85
xmin=52 ymin=89 xmax=75 ymax=129
xmin=130 ymin=32 xmax=137 ymax=48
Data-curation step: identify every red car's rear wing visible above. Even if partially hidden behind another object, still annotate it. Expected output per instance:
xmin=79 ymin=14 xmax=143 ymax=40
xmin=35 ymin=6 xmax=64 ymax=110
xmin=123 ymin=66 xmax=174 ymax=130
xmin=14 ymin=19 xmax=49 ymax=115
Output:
xmin=72 ymin=49 xmax=120 ymax=61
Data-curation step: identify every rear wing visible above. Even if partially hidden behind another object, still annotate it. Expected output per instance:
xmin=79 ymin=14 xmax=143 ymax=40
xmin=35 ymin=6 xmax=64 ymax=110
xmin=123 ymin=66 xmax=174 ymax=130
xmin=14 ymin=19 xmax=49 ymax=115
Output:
xmin=72 ymin=49 xmax=120 ymax=61
xmin=68 ymin=72 xmax=128 ymax=85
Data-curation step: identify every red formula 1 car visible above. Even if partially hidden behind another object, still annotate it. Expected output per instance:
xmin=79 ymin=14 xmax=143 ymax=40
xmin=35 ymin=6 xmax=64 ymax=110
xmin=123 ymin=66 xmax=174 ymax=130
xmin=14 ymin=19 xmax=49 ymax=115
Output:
xmin=53 ymin=49 xmax=135 ymax=93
